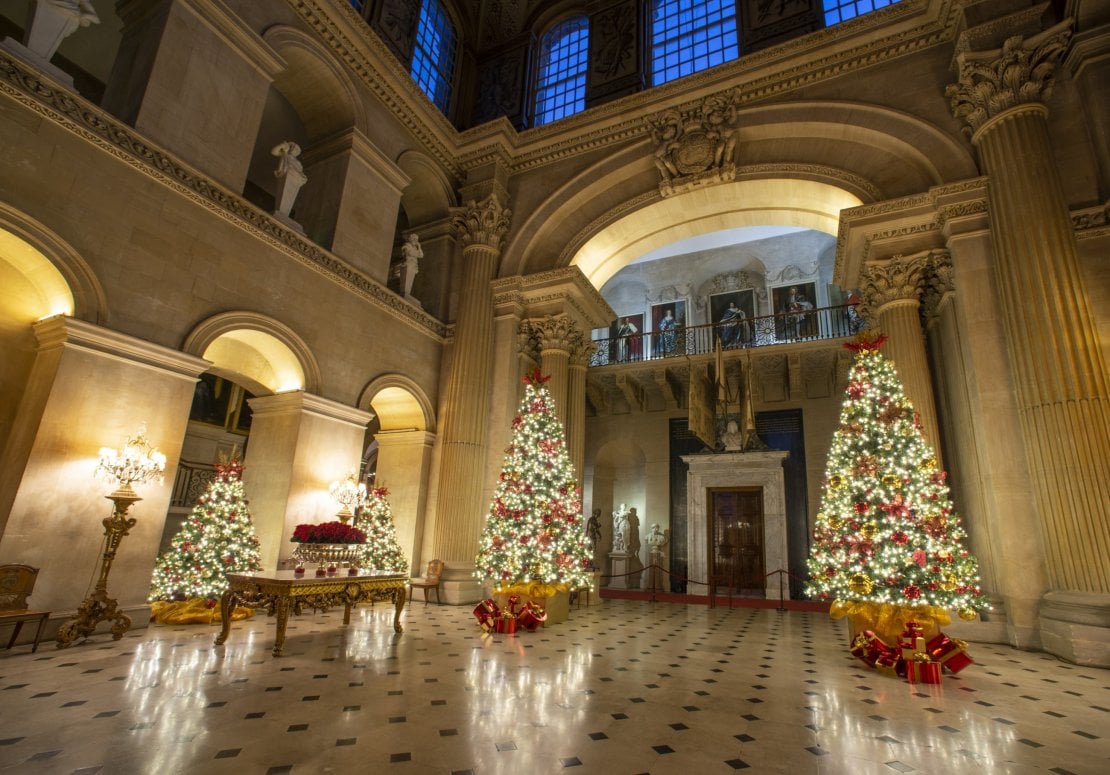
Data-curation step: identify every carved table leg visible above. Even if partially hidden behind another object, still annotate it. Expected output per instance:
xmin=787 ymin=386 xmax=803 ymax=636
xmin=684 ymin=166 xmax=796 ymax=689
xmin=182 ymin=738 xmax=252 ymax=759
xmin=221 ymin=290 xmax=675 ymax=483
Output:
xmin=343 ymin=602 xmax=352 ymax=626
xmin=272 ymin=596 xmax=290 ymax=657
xmin=393 ymin=586 xmax=405 ymax=633
xmin=214 ymin=590 xmax=236 ymax=646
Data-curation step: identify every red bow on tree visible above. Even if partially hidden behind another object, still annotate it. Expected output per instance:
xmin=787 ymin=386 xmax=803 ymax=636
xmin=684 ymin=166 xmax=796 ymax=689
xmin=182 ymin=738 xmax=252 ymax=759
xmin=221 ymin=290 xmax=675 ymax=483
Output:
xmin=845 ymin=333 xmax=887 ymax=353
xmin=523 ymin=368 xmax=551 ymax=386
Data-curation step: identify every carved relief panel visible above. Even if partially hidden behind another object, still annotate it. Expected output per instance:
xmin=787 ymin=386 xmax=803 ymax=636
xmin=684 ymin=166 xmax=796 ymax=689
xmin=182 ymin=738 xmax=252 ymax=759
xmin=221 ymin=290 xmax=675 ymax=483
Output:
xmin=586 ymin=0 xmax=645 ymax=107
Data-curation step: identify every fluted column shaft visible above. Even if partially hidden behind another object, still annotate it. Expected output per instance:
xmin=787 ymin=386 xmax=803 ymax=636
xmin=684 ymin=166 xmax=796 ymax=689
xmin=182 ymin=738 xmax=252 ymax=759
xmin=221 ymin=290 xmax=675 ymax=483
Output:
xmin=949 ymin=21 xmax=1110 ymax=593
xmin=973 ymin=107 xmax=1110 ymax=592
xmin=432 ymin=196 xmax=510 ymax=565
xmin=861 ymin=254 xmax=943 ymax=459
xmin=540 ymin=346 xmax=570 ymax=426
xmin=567 ymin=345 xmax=591 ymax=480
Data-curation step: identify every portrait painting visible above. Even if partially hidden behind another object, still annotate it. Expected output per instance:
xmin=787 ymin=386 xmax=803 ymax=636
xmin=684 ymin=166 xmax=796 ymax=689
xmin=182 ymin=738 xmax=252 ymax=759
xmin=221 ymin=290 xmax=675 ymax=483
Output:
xmin=650 ymin=300 xmax=686 ymax=357
xmin=709 ymin=289 xmax=756 ymax=348
xmin=771 ymin=281 xmax=818 ymax=339
xmin=609 ymin=312 xmax=644 ymax=363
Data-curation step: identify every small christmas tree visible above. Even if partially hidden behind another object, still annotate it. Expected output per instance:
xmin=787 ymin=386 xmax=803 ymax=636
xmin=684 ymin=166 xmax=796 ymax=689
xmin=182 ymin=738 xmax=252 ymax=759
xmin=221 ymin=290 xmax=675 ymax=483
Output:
xmin=805 ymin=334 xmax=986 ymax=640
xmin=149 ymin=459 xmax=263 ymax=607
xmin=475 ymin=369 xmax=593 ymax=594
xmin=354 ymin=485 xmax=408 ymax=572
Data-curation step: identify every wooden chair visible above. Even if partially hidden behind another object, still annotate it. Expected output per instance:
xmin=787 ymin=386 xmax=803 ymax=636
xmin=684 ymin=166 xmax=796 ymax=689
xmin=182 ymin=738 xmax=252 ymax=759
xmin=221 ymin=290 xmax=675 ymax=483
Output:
xmin=409 ymin=559 xmax=444 ymax=605
xmin=0 ymin=564 xmax=51 ymax=653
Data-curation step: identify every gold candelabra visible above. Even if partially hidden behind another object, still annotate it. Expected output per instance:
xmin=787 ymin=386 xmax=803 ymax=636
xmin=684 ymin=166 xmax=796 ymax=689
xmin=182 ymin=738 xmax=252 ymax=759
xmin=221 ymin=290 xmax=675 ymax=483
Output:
xmin=56 ymin=429 xmax=165 ymax=648
xmin=329 ymin=472 xmax=367 ymax=524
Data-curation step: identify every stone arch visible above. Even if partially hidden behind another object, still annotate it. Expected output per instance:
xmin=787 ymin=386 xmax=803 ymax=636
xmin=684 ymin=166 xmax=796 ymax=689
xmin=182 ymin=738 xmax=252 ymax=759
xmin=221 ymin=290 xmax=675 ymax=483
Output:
xmin=182 ymin=311 xmax=321 ymax=395
xmin=396 ymin=150 xmax=456 ymax=226
xmin=0 ymin=202 xmax=107 ymax=325
xmin=261 ymin=25 xmax=364 ymax=140
xmin=358 ymin=373 xmax=436 ymax=433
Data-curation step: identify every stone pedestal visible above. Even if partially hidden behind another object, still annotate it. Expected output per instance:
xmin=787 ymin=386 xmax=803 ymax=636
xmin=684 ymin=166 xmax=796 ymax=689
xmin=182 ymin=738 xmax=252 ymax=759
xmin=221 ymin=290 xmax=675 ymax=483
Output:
xmin=608 ymin=552 xmax=635 ymax=589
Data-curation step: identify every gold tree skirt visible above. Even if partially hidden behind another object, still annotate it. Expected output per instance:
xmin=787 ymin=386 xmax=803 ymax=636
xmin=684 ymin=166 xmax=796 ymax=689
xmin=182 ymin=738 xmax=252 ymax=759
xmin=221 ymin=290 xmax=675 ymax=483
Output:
xmin=150 ymin=598 xmax=255 ymax=625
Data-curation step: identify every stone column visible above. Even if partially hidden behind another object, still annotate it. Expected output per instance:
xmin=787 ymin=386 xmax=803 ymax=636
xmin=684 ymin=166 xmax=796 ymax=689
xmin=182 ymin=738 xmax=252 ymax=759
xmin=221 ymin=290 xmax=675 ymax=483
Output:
xmin=949 ymin=21 xmax=1110 ymax=664
xmin=374 ymin=429 xmax=435 ymax=577
xmin=533 ymin=315 xmax=579 ymax=426
xmin=243 ymin=392 xmax=372 ymax=570
xmin=567 ymin=337 xmax=594 ymax=480
xmin=431 ymin=194 xmax=511 ymax=600
xmin=860 ymin=252 xmax=943 ymax=458
xmin=0 ymin=317 xmax=207 ymax=622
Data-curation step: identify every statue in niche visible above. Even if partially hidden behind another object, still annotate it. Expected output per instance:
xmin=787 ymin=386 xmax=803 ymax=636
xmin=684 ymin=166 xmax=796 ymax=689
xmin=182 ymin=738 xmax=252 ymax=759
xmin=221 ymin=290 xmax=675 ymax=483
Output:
xmin=391 ymin=233 xmax=422 ymax=300
xmin=721 ymin=420 xmax=744 ymax=452
xmin=612 ymin=503 xmax=631 ymax=554
xmin=272 ymin=141 xmax=307 ymax=219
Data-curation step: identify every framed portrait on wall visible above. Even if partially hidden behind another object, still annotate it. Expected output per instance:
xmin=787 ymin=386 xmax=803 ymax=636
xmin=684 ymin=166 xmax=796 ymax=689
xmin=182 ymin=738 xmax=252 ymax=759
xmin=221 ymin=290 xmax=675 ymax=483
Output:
xmin=771 ymin=282 xmax=818 ymax=339
xmin=609 ymin=313 xmax=644 ymax=363
xmin=650 ymin=300 xmax=686 ymax=357
xmin=709 ymin=289 xmax=756 ymax=348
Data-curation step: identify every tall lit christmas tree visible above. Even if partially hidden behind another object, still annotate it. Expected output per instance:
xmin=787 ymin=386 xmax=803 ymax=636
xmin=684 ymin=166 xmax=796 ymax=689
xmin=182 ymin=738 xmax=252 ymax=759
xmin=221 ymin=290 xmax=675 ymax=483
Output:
xmin=149 ymin=459 xmax=263 ymax=621
xmin=475 ymin=369 xmax=593 ymax=595
xmin=806 ymin=335 xmax=986 ymax=641
xmin=354 ymin=485 xmax=408 ymax=572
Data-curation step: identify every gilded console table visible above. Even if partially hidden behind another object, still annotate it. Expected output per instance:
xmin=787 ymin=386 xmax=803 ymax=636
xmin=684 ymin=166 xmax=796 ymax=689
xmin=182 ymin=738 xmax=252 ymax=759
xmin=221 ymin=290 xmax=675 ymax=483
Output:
xmin=215 ymin=570 xmax=407 ymax=656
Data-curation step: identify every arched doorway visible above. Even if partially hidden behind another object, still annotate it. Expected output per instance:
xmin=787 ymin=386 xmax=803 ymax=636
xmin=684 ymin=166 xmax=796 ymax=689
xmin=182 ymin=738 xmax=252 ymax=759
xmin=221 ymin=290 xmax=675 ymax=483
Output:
xmin=360 ymin=375 xmax=436 ymax=576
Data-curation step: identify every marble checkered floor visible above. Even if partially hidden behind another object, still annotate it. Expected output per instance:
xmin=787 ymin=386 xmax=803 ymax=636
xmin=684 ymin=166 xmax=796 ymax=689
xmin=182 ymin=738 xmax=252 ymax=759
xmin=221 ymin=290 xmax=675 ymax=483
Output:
xmin=1 ymin=599 xmax=1107 ymax=774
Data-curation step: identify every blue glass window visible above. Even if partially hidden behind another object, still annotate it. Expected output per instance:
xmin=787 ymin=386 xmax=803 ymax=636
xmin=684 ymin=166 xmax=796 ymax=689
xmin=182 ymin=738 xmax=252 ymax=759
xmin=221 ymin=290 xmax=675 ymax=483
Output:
xmin=823 ymin=0 xmax=900 ymax=26
xmin=534 ymin=17 xmax=589 ymax=126
xmin=650 ymin=0 xmax=739 ymax=87
xmin=411 ymin=0 xmax=457 ymax=114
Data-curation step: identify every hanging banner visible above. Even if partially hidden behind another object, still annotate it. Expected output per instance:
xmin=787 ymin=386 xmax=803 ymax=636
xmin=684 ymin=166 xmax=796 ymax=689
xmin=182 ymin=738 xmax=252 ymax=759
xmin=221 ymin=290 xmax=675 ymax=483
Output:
xmin=688 ymin=364 xmax=715 ymax=448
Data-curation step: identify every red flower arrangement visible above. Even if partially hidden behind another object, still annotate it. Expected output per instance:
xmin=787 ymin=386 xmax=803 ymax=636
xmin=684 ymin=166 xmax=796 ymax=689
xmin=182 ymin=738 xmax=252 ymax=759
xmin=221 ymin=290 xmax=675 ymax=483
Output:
xmin=291 ymin=521 xmax=367 ymax=544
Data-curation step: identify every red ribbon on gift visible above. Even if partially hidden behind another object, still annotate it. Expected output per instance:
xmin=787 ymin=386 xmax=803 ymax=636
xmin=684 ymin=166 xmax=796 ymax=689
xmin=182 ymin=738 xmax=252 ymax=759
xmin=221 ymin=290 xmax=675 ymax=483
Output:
xmin=517 ymin=601 xmax=548 ymax=631
xmin=926 ymin=632 xmax=974 ymax=673
xmin=472 ymin=599 xmax=499 ymax=632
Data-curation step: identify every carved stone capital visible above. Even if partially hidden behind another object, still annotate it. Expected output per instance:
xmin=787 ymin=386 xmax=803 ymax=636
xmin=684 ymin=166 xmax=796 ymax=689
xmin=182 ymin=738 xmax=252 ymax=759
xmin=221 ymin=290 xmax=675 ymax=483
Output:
xmin=530 ymin=315 xmax=583 ymax=354
xmin=861 ymin=253 xmax=928 ymax=312
xmin=946 ymin=20 xmax=1073 ymax=136
xmin=451 ymin=193 xmax=511 ymax=250
xmin=921 ymin=250 xmax=955 ymax=327
xmin=569 ymin=335 xmax=596 ymax=368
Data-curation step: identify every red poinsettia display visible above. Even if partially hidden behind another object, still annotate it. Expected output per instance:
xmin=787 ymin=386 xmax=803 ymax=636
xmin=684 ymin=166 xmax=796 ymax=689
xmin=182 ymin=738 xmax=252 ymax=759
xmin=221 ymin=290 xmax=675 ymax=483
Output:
xmin=291 ymin=521 xmax=367 ymax=544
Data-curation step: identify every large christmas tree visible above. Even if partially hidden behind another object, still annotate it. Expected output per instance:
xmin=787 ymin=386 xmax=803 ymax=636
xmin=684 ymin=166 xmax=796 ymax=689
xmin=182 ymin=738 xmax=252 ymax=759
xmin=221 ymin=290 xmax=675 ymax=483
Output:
xmin=149 ymin=459 xmax=263 ymax=614
xmin=805 ymin=335 xmax=986 ymax=640
xmin=474 ymin=369 xmax=593 ymax=595
xmin=353 ymin=485 xmax=408 ymax=572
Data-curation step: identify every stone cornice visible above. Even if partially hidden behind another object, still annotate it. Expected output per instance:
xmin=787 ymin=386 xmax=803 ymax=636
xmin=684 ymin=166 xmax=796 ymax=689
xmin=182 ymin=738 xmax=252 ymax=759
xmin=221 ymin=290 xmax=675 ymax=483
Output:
xmin=0 ymin=52 xmax=447 ymax=340
xmin=303 ymin=127 xmax=412 ymax=194
xmin=181 ymin=0 xmax=286 ymax=78
xmin=247 ymin=390 xmax=373 ymax=427
xmin=492 ymin=266 xmax=615 ymax=330
xmin=33 ymin=315 xmax=211 ymax=379
xmin=288 ymin=0 xmax=461 ymax=177
xmin=1073 ymin=202 xmax=1110 ymax=239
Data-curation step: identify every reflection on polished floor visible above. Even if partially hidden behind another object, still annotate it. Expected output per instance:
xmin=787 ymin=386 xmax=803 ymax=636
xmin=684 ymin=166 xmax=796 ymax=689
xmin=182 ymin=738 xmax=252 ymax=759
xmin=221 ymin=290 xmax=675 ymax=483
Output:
xmin=0 ymin=599 xmax=1107 ymax=774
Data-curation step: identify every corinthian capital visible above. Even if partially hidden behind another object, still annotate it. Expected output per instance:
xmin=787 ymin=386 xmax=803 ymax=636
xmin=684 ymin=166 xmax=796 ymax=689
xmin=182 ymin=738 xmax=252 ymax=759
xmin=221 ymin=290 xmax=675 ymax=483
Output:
xmin=921 ymin=250 xmax=955 ymax=327
xmin=861 ymin=253 xmax=928 ymax=312
xmin=532 ymin=315 xmax=583 ymax=353
xmin=946 ymin=19 xmax=1073 ymax=135
xmin=451 ymin=193 xmax=512 ymax=250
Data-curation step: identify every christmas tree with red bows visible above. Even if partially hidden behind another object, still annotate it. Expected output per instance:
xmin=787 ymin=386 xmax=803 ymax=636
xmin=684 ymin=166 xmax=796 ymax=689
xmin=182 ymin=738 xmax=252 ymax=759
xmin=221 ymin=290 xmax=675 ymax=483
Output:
xmin=149 ymin=459 xmax=263 ymax=604
xmin=805 ymin=335 xmax=986 ymax=639
xmin=353 ymin=485 xmax=408 ymax=572
xmin=474 ymin=370 xmax=593 ymax=593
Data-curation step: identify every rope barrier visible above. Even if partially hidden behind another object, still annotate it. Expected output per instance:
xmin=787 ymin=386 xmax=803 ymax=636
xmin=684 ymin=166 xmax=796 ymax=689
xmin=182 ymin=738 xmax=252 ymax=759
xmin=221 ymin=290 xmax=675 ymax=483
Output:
xmin=594 ymin=563 xmax=811 ymax=608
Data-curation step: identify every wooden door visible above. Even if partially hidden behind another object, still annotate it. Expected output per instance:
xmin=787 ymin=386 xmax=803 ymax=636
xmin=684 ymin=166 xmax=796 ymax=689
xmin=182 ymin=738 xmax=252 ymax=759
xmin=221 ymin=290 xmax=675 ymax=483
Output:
xmin=708 ymin=487 xmax=764 ymax=597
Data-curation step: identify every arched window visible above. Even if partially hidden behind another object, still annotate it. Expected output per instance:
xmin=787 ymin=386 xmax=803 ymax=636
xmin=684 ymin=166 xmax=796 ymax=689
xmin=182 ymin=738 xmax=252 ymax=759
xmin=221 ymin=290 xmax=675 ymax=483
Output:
xmin=823 ymin=0 xmax=901 ymax=26
xmin=650 ymin=0 xmax=739 ymax=87
xmin=534 ymin=16 xmax=589 ymax=126
xmin=411 ymin=0 xmax=457 ymax=114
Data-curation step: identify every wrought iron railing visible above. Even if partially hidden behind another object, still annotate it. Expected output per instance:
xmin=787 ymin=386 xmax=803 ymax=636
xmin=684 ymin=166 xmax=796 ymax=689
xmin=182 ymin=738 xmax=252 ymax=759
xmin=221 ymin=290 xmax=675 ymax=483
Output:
xmin=589 ymin=304 xmax=862 ymax=367
xmin=170 ymin=460 xmax=217 ymax=508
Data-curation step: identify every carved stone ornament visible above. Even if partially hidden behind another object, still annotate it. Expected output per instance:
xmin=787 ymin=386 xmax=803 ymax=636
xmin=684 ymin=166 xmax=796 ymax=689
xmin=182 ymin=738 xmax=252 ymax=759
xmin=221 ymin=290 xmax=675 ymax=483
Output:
xmin=451 ymin=194 xmax=512 ymax=250
xmin=946 ymin=20 xmax=1073 ymax=136
xmin=647 ymin=90 xmax=740 ymax=196
xmin=709 ymin=271 xmax=753 ymax=293
xmin=861 ymin=253 xmax=928 ymax=312
xmin=921 ymin=250 xmax=954 ymax=326
xmin=533 ymin=315 xmax=583 ymax=353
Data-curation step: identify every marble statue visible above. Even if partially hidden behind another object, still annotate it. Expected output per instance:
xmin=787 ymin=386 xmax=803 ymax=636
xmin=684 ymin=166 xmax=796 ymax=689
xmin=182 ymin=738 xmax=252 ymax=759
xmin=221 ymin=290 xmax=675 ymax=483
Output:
xmin=586 ymin=508 xmax=602 ymax=557
xmin=647 ymin=523 xmax=667 ymax=562
xmin=721 ymin=419 xmax=744 ymax=452
xmin=612 ymin=503 xmax=630 ymax=554
xmin=272 ymin=141 xmax=307 ymax=218
xmin=19 ymin=0 xmax=99 ymax=65
xmin=394 ymin=233 xmax=422 ymax=298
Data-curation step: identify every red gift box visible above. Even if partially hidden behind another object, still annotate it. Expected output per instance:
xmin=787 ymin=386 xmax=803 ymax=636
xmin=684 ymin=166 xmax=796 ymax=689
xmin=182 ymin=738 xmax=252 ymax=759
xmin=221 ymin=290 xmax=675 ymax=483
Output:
xmin=905 ymin=653 xmax=942 ymax=684
xmin=926 ymin=632 xmax=973 ymax=674
xmin=473 ymin=599 xmax=499 ymax=632
xmin=495 ymin=613 xmax=516 ymax=634
xmin=517 ymin=601 xmax=547 ymax=631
